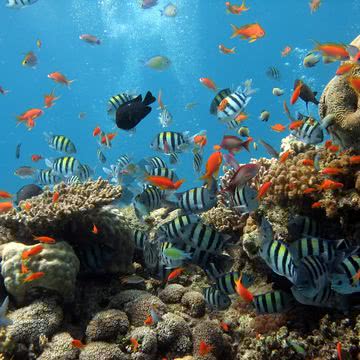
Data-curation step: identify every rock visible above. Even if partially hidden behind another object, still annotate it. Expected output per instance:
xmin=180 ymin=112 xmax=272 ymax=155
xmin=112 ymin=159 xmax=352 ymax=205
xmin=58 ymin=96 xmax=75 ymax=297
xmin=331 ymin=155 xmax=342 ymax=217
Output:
xmin=159 ymin=284 xmax=187 ymax=304
xmin=6 ymin=298 xmax=63 ymax=345
xmin=38 ymin=332 xmax=79 ymax=360
xmin=181 ymin=291 xmax=206 ymax=318
xmin=130 ymin=326 xmax=157 ymax=360
xmin=86 ymin=309 xmax=129 ymax=342
xmin=109 ymin=290 xmax=149 ymax=309
xmin=79 ymin=342 xmax=128 ymax=360
xmin=156 ymin=313 xmax=192 ymax=357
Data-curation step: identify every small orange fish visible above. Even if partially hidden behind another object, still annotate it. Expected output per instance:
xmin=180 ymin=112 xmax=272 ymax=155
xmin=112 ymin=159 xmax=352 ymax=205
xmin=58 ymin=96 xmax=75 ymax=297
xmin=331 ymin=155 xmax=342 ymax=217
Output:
xmin=130 ymin=337 xmax=139 ymax=352
xmin=44 ymin=90 xmax=60 ymax=108
xmin=291 ymin=81 xmax=302 ymax=105
xmin=23 ymin=271 xmax=45 ymax=283
xmin=217 ymin=98 xmax=229 ymax=111
xmin=302 ymin=159 xmax=314 ymax=166
xmin=213 ymin=144 xmax=222 ymax=151
xmin=289 ymin=120 xmax=304 ymax=130
xmin=17 ymin=108 xmax=44 ymax=123
xmin=26 ymin=118 xmax=36 ymax=131
xmin=23 ymin=202 xmax=32 ymax=212
xmin=317 ymin=179 xmax=344 ymax=191
xmin=71 ymin=339 xmax=86 ymax=349
xmin=52 ymin=191 xmax=59 ymax=203
xmin=198 ymin=340 xmax=213 ymax=356
xmin=314 ymin=42 xmax=349 ymax=60
xmin=200 ymin=151 xmax=223 ymax=183
xmin=328 ymin=144 xmax=340 ymax=153
xmin=21 ymin=263 xmax=30 ymax=274
xmin=230 ymin=23 xmax=265 ymax=43
xmin=348 ymin=76 xmax=360 ymax=95
xmin=146 ymin=176 xmax=185 ymax=191
xmin=257 ymin=181 xmax=272 ymax=199
xmin=349 ymin=155 xmax=360 ymax=164
xmin=31 ymin=154 xmax=43 ymax=162
xmin=48 ymin=72 xmax=75 ymax=87
xmin=303 ymin=187 xmax=317 ymax=194
xmin=92 ymin=224 xmax=98 ymax=234
xmin=157 ymin=89 xmax=165 ymax=110
xmin=0 ymin=191 xmax=12 ymax=199
xmin=33 ymin=235 xmax=56 ymax=244
xmin=22 ymin=245 xmax=44 ymax=260
xmin=321 ymin=167 xmax=344 ymax=175
xmin=311 ymin=201 xmax=322 ymax=209
xmin=234 ymin=274 xmax=254 ymax=303
xmin=281 ymin=46 xmax=292 ymax=57
xmin=144 ymin=315 xmax=154 ymax=326
xmin=199 ymin=77 xmax=217 ymax=91
xmin=193 ymin=134 xmax=207 ymax=148
xmin=219 ymin=44 xmax=236 ymax=54
xmin=0 ymin=202 xmax=13 ymax=214
xmin=225 ymin=1 xmax=249 ymax=15
xmin=271 ymin=124 xmax=286 ymax=132
xmin=101 ymin=132 xmax=117 ymax=145
xmin=337 ymin=342 xmax=342 ymax=360
xmin=219 ymin=321 xmax=230 ymax=332
xmin=279 ymin=150 xmax=291 ymax=163
xmin=309 ymin=0 xmax=321 ymax=13
xmin=234 ymin=112 xmax=248 ymax=122
xmin=93 ymin=126 xmax=101 ymax=137
xmin=352 ymin=269 xmax=360 ymax=283
xmin=324 ymin=140 xmax=332 ymax=149
xmin=336 ymin=63 xmax=354 ymax=76
xmin=167 ymin=267 xmax=184 ymax=282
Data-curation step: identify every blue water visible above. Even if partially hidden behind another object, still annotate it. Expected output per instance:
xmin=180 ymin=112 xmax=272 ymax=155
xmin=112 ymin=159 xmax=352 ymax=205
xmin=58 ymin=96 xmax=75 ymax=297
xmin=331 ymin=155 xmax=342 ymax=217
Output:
xmin=1 ymin=0 xmax=359 ymax=193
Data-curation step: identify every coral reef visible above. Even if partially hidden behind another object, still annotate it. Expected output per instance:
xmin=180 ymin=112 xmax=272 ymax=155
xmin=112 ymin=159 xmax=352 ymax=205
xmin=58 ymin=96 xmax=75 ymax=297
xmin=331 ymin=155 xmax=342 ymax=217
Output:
xmin=181 ymin=291 xmax=206 ymax=318
xmin=79 ymin=342 xmax=128 ymax=360
xmin=159 ymin=284 xmax=188 ymax=304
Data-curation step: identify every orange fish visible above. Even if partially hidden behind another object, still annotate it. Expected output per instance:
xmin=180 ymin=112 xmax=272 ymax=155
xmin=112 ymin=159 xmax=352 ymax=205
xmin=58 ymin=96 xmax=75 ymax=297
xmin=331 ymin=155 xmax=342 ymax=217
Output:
xmin=234 ymin=274 xmax=254 ymax=303
xmin=303 ymin=187 xmax=317 ymax=194
xmin=328 ymin=145 xmax=340 ymax=153
xmin=93 ymin=126 xmax=101 ymax=137
xmin=144 ymin=315 xmax=154 ymax=326
xmin=33 ymin=235 xmax=56 ymax=244
xmin=71 ymin=339 xmax=86 ymax=349
xmin=283 ymin=100 xmax=295 ymax=121
xmin=23 ymin=202 xmax=32 ymax=212
xmin=324 ymin=140 xmax=332 ymax=149
xmin=302 ymin=159 xmax=314 ymax=166
xmin=281 ymin=46 xmax=292 ymax=57
xmin=0 ymin=202 xmax=13 ymax=214
xmin=336 ymin=63 xmax=354 ymax=76
xmin=219 ymin=44 xmax=236 ymax=54
xmin=217 ymin=98 xmax=229 ymax=111
xmin=26 ymin=118 xmax=36 ymax=131
xmin=193 ymin=134 xmax=207 ymax=148
xmin=225 ymin=1 xmax=249 ymax=15
xmin=257 ymin=181 xmax=272 ymax=200
xmin=234 ymin=112 xmax=248 ymax=122
xmin=352 ymin=269 xmax=360 ymax=283
xmin=290 ymin=81 xmax=302 ymax=105
xmin=101 ymin=132 xmax=117 ymax=145
xmin=21 ymin=263 xmax=30 ymax=274
xmin=348 ymin=76 xmax=360 ymax=95
xmin=199 ymin=77 xmax=217 ymax=91
xmin=22 ymin=245 xmax=44 ymax=260
xmin=213 ymin=144 xmax=222 ymax=151
xmin=17 ymin=108 xmax=44 ymax=123
xmin=92 ymin=224 xmax=98 ymax=234
xmin=230 ymin=23 xmax=265 ymax=43
xmin=48 ymin=72 xmax=75 ymax=87
xmin=271 ymin=124 xmax=286 ymax=132
xmin=157 ymin=89 xmax=165 ymax=110
xmin=311 ymin=201 xmax=322 ymax=209
xmin=130 ymin=338 xmax=139 ymax=352
xmin=44 ymin=90 xmax=60 ymax=108
xmin=198 ymin=340 xmax=213 ymax=356
xmin=0 ymin=191 xmax=12 ymax=199
xmin=167 ymin=267 xmax=184 ymax=282
xmin=23 ymin=271 xmax=45 ymax=283
xmin=337 ymin=342 xmax=342 ymax=360
xmin=146 ymin=176 xmax=185 ymax=191
xmin=200 ymin=151 xmax=223 ymax=183
xmin=309 ymin=0 xmax=321 ymax=13
xmin=349 ymin=155 xmax=360 ymax=164
xmin=279 ymin=150 xmax=291 ymax=163
xmin=314 ymin=42 xmax=349 ymax=60
xmin=317 ymin=179 xmax=344 ymax=191
xmin=219 ymin=321 xmax=229 ymax=332
xmin=289 ymin=120 xmax=304 ymax=130
xmin=321 ymin=167 xmax=344 ymax=175
xmin=52 ymin=191 xmax=59 ymax=203
xmin=31 ymin=154 xmax=43 ymax=162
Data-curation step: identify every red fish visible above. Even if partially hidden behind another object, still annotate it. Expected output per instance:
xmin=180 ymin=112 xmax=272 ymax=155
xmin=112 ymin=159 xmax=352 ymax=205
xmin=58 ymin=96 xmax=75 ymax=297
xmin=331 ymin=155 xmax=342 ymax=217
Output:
xmin=234 ymin=274 xmax=254 ymax=303
xmin=283 ymin=100 xmax=295 ymax=121
xmin=291 ymin=81 xmax=302 ymax=105
xmin=302 ymin=159 xmax=314 ymax=166
xmin=71 ymin=339 xmax=86 ymax=349
xmin=303 ymin=187 xmax=317 ymax=194
xmin=101 ymin=132 xmax=117 ymax=145
xmin=144 ymin=315 xmax=154 ymax=326
xmin=219 ymin=321 xmax=230 ymax=332
xmin=281 ymin=46 xmax=292 ymax=57
xmin=92 ymin=224 xmax=98 ymax=234
xmin=48 ymin=72 xmax=75 ymax=87
xmin=349 ymin=155 xmax=360 ymax=164
xmin=21 ymin=263 xmax=30 ymax=274
xmin=328 ymin=144 xmax=340 ymax=153
xmin=336 ymin=63 xmax=354 ymax=76
xmin=271 ymin=124 xmax=286 ymax=132
xmin=17 ymin=108 xmax=43 ymax=123
xmin=0 ymin=191 xmax=12 ymax=199
xmin=31 ymin=154 xmax=43 ymax=162
xmin=257 ymin=181 xmax=272 ymax=199
xmin=52 ymin=191 xmax=59 ymax=203
xmin=220 ymin=135 xmax=252 ymax=153
xmin=193 ymin=134 xmax=207 ymax=148
xmin=230 ymin=23 xmax=265 ymax=43
xmin=234 ymin=112 xmax=248 ymax=122
xmin=317 ymin=179 xmax=344 ymax=191
xmin=199 ymin=77 xmax=217 ymax=91
xmin=23 ymin=271 xmax=45 ymax=283
xmin=23 ymin=202 xmax=32 ymax=212
xmin=200 ymin=151 xmax=223 ymax=183
xmin=167 ymin=267 xmax=184 ymax=282
xmin=44 ymin=90 xmax=60 ymax=108
xmin=279 ymin=150 xmax=291 ymax=163
xmin=337 ymin=342 xmax=342 ymax=360
xmin=289 ymin=120 xmax=304 ymax=130
xmin=311 ymin=201 xmax=322 ymax=209
xmin=198 ymin=340 xmax=213 ymax=356
xmin=146 ymin=176 xmax=185 ymax=190
xmin=22 ymin=245 xmax=44 ymax=260
xmin=93 ymin=126 xmax=101 ymax=137
xmin=33 ymin=235 xmax=56 ymax=244
xmin=321 ymin=167 xmax=344 ymax=175
xmin=225 ymin=1 xmax=249 ymax=15
xmin=219 ymin=44 xmax=236 ymax=54
xmin=348 ymin=76 xmax=360 ymax=95
xmin=0 ymin=202 xmax=13 ymax=214
xmin=313 ymin=42 xmax=349 ymax=60
xmin=130 ymin=338 xmax=139 ymax=352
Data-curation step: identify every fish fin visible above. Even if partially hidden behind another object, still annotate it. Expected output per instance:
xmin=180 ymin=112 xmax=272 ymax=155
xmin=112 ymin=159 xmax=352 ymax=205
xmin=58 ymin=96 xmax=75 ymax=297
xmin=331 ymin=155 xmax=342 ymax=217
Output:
xmin=133 ymin=94 xmax=143 ymax=103
xmin=143 ymin=91 xmax=156 ymax=106
xmin=45 ymin=158 xmax=53 ymax=168
xmin=230 ymin=24 xmax=239 ymax=38
xmin=249 ymin=37 xmax=257 ymax=43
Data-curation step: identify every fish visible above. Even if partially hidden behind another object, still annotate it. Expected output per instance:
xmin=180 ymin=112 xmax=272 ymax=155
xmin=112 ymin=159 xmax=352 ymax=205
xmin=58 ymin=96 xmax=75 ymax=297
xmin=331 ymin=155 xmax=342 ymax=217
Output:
xmin=288 ymin=120 xmax=304 ymax=130
xmin=141 ymin=0 xmax=158 ymax=9
xmin=321 ymin=167 xmax=344 ymax=175
xmin=160 ymin=2 xmax=177 ymax=17
xmin=79 ymin=34 xmax=101 ymax=45
xmin=230 ymin=23 xmax=265 ymax=43
xmin=336 ymin=63 xmax=354 ymax=76
xmin=16 ymin=108 xmax=43 ymax=123
xmin=204 ymin=286 xmax=231 ymax=310
xmin=151 ymin=131 xmax=192 ymax=154
xmin=116 ymin=91 xmax=156 ymax=131
xmin=253 ymin=290 xmax=295 ymax=314
xmin=36 ymin=39 xmax=41 ymax=48
xmin=14 ymin=166 xmax=38 ymax=179
xmin=0 ymin=86 xmax=10 ymax=95
xmin=162 ymin=246 xmax=191 ymax=261
xmin=97 ymin=149 xmax=106 ymax=164
xmin=331 ymin=255 xmax=360 ymax=294
xmin=15 ymin=184 xmax=42 ymax=204
xmin=167 ymin=267 xmax=184 ymax=281
xmin=146 ymin=156 xmax=167 ymax=170
xmin=215 ymin=271 xmax=252 ymax=295
xmin=311 ymin=202 xmax=322 ymax=209
xmin=198 ymin=341 xmax=213 ymax=356
xmin=271 ymin=124 xmax=286 ymax=132
xmin=45 ymin=156 xmax=81 ymax=177
xmin=44 ymin=133 xmax=77 ymax=154
xmin=313 ymin=42 xmax=350 ymax=61
xmin=200 ymin=151 xmax=222 ymax=184
xmin=348 ymin=76 xmax=360 ymax=95
xmin=0 ymin=297 xmax=12 ymax=327
xmin=291 ymin=81 xmax=302 ymax=105
xmin=303 ymin=52 xmax=320 ymax=67
xmin=157 ymin=214 xmax=199 ymax=240
xmin=143 ymin=56 xmax=171 ymax=71
xmin=259 ymin=139 xmax=279 ymax=159
xmin=150 ymin=305 xmax=163 ymax=324
xmin=107 ymin=92 xmax=137 ymax=115
xmin=309 ymin=0 xmax=321 ymax=13
xmin=22 ymin=51 xmax=37 ymax=68
xmin=48 ymin=72 xmax=75 ymax=87
xmin=120 ymin=274 xmax=145 ymax=285
xmin=22 ymin=244 xmax=43 ymax=260
xmin=193 ymin=151 xmax=203 ymax=173
xmin=199 ymin=77 xmax=217 ymax=91
xmin=0 ymin=202 xmax=12 ymax=213
xmin=130 ymin=337 xmax=139 ymax=352
xmin=281 ymin=46 xmax=292 ymax=57
xmin=279 ymin=151 xmax=291 ymax=163
xmin=232 ymin=184 xmax=259 ymax=213
xmin=259 ymin=110 xmax=270 ymax=122
xmin=349 ymin=155 xmax=360 ymax=164
xmin=6 ymin=0 xmax=38 ymax=8
xmin=15 ymin=143 xmax=21 ymax=159
xmin=317 ymin=179 xmax=343 ymax=191
xmin=287 ymin=340 xmax=306 ymax=356
xmin=222 ymin=163 xmax=260 ymax=193
xmin=144 ymin=315 xmax=153 ymax=326
xmin=71 ymin=339 xmax=86 ymax=349
xmin=52 ymin=191 xmax=59 ymax=204
xmin=43 ymin=90 xmax=60 ymax=109
xmin=91 ymin=224 xmax=98 ymax=235
xmin=337 ymin=342 xmax=342 ymax=360
xmin=225 ymin=1 xmax=249 ymax=14
xmin=147 ymin=167 xmax=178 ymax=182
xmin=33 ymin=235 xmax=56 ymax=244
xmin=257 ymin=181 xmax=272 ymax=199
xmin=237 ymin=126 xmax=250 ymax=137
xmin=287 ymin=215 xmax=320 ymax=239
xmin=36 ymin=169 xmax=62 ymax=185
xmin=134 ymin=186 xmax=165 ymax=218
xmin=272 ymin=88 xmax=284 ymax=96
xmin=210 ymin=89 xmax=232 ymax=115
xmin=219 ymin=44 xmax=236 ymax=54
xmin=158 ymin=107 xmax=173 ymax=128
xmin=185 ymin=102 xmax=198 ymax=110
xmin=294 ymin=79 xmax=319 ymax=110
xmin=266 ymin=66 xmax=280 ymax=80
xmin=220 ymin=135 xmax=252 ymax=154
xmin=23 ymin=271 xmax=45 ymax=282
xmin=145 ymin=176 xmax=185 ymax=191
xmin=235 ymin=275 xmax=254 ymax=303
xmin=133 ymin=229 xmax=148 ymax=250
xmin=77 ymin=163 xmax=94 ymax=181
xmin=219 ymin=321 xmax=229 ymax=332
xmin=78 ymin=112 xmax=86 ymax=119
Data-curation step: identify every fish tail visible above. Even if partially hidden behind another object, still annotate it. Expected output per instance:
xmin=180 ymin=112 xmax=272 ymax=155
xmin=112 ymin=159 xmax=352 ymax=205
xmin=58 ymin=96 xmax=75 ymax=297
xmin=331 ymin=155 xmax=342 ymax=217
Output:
xmin=143 ymin=91 xmax=156 ymax=106
xmin=67 ymin=79 xmax=76 ymax=88
xmin=231 ymin=47 xmax=236 ymax=53
xmin=230 ymin=24 xmax=240 ymax=38
xmin=174 ymin=179 xmax=185 ymax=190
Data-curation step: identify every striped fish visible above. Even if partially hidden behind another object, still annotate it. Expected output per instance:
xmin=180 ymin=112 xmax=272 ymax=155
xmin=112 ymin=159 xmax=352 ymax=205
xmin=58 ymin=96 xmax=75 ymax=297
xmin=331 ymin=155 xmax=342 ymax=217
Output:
xmin=147 ymin=156 xmax=167 ymax=170
xmin=134 ymin=186 xmax=164 ymax=218
xmin=143 ymin=238 xmax=159 ymax=270
xmin=133 ymin=229 xmax=148 ymax=250
xmin=65 ymin=175 xmax=81 ymax=185
xmin=116 ymin=155 xmax=131 ymax=169
xmin=215 ymin=271 xmax=240 ymax=295
xmin=290 ymin=115 xmax=324 ymax=145
xmin=97 ymin=148 xmax=106 ymax=164
xmin=331 ymin=255 xmax=360 ymax=294
xmin=151 ymin=131 xmax=191 ymax=154
xmin=152 ymin=263 xmax=173 ymax=281
xmin=222 ymin=117 xmax=242 ymax=130
xmin=259 ymin=239 xmax=297 ymax=282
xmin=36 ymin=169 xmax=61 ymax=185
xmin=44 ymin=133 xmax=76 ymax=154
xmin=159 ymin=242 xmax=184 ymax=268
xmin=253 ymin=290 xmax=295 ymax=314
xmin=232 ymin=184 xmax=259 ymax=213
xmin=294 ymin=255 xmax=328 ymax=297
xmin=157 ymin=214 xmax=199 ymax=240
xmin=288 ymin=215 xmax=320 ymax=239
xmin=107 ymin=92 xmax=136 ymax=115
xmin=147 ymin=167 xmax=178 ymax=181
xmin=193 ymin=151 xmax=203 ymax=173
xmin=210 ymin=88 xmax=232 ymax=115
xmin=78 ymin=164 xmax=94 ymax=181
xmin=45 ymin=156 xmax=81 ymax=178
xmin=266 ymin=66 xmax=280 ymax=80
xmin=6 ymin=0 xmax=38 ymax=8
xmin=204 ymin=286 xmax=231 ymax=310
xmin=169 ymin=153 xmax=179 ymax=165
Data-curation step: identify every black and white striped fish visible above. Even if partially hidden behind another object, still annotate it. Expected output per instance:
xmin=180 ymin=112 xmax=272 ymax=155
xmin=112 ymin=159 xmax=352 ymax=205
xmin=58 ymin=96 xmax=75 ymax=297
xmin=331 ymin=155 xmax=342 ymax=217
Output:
xmin=331 ymin=254 xmax=360 ymax=294
xmin=151 ymin=131 xmax=191 ymax=154
xmin=45 ymin=156 xmax=81 ymax=178
xmin=158 ymin=107 xmax=173 ymax=128
xmin=214 ymin=271 xmax=240 ymax=295
xmin=159 ymin=242 xmax=184 ymax=269
xmin=116 ymin=154 xmax=131 ymax=169
xmin=210 ymin=88 xmax=232 ymax=115
xmin=6 ymin=0 xmax=38 ymax=8
xmin=253 ymin=290 xmax=295 ymax=314
xmin=36 ymin=169 xmax=61 ymax=185
xmin=147 ymin=167 xmax=178 ymax=181
xmin=134 ymin=185 xmax=165 ymax=218
xmin=157 ymin=214 xmax=200 ymax=240
xmin=288 ymin=215 xmax=321 ymax=239
xmin=147 ymin=156 xmax=167 ymax=170
xmin=204 ymin=286 xmax=231 ymax=310
xmin=143 ymin=238 xmax=159 ymax=270
xmin=169 ymin=153 xmax=179 ymax=165
xmin=193 ymin=151 xmax=203 ymax=173
xmin=65 ymin=175 xmax=81 ymax=185
xmin=107 ymin=92 xmax=136 ymax=115
xmin=97 ymin=148 xmax=106 ymax=164
xmin=232 ymin=184 xmax=259 ymax=213
xmin=133 ymin=229 xmax=148 ymax=250
xmin=44 ymin=133 xmax=76 ymax=154
xmin=266 ymin=66 xmax=280 ymax=80
xmin=78 ymin=164 xmax=94 ymax=181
